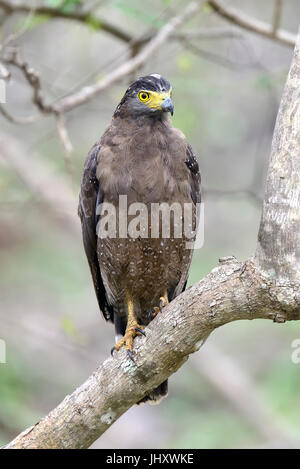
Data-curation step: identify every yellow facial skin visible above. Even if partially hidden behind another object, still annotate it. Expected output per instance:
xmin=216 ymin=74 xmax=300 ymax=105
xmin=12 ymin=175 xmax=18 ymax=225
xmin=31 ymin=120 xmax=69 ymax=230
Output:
xmin=138 ymin=89 xmax=172 ymax=110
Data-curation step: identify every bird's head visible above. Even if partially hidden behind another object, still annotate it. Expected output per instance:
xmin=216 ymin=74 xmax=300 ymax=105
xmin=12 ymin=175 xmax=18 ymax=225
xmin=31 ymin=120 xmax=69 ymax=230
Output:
xmin=114 ymin=74 xmax=174 ymax=118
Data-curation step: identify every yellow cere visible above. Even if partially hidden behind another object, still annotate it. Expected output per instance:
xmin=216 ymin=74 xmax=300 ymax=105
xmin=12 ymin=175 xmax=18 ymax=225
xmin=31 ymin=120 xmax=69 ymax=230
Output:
xmin=138 ymin=89 xmax=172 ymax=109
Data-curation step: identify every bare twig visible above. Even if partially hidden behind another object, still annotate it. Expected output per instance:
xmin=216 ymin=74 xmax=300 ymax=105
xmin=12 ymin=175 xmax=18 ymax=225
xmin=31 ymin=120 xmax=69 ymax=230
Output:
xmin=0 ymin=1 xmax=35 ymax=49
xmin=0 ymin=104 xmax=41 ymax=124
xmin=0 ymin=0 xmax=296 ymax=49
xmin=56 ymin=113 xmax=74 ymax=178
xmin=174 ymin=27 xmax=243 ymax=41
xmin=52 ymin=0 xmax=207 ymax=114
xmin=208 ymin=0 xmax=296 ymax=47
xmin=2 ymin=48 xmax=50 ymax=116
xmin=0 ymin=0 xmax=133 ymax=43
xmin=272 ymin=0 xmax=283 ymax=36
xmin=0 ymin=0 xmax=296 ymax=126
xmin=0 ymin=1 xmax=206 ymax=119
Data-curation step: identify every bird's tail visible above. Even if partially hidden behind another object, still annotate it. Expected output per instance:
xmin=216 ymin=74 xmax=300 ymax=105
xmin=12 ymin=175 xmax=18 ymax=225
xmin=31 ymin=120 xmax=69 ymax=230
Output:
xmin=138 ymin=379 xmax=168 ymax=405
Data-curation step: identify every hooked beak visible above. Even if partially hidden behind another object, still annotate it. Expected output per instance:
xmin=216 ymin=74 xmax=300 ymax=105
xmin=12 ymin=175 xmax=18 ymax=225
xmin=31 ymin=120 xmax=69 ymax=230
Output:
xmin=161 ymin=96 xmax=174 ymax=116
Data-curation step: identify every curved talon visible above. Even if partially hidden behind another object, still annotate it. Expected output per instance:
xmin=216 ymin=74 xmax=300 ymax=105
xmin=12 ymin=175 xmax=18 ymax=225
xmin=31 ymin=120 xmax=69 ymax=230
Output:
xmin=148 ymin=308 xmax=155 ymax=321
xmin=111 ymin=346 xmax=116 ymax=356
xmin=127 ymin=349 xmax=135 ymax=362
xmin=135 ymin=327 xmax=146 ymax=336
xmin=159 ymin=296 xmax=168 ymax=310
xmin=113 ymin=323 xmax=145 ymax=358
xmin=148 ymin=295 xmax=168 ymax=321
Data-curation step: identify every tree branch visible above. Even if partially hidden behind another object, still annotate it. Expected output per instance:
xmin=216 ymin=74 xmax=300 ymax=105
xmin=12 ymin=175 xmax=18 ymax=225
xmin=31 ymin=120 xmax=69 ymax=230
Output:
xmin=0 ymin=0 xmax=133 ymax=43
xmin=174 ymin=27 xmax=244 ymax=41
xmin=208 ymin=0 xmax=296 ymax=47
xmin=0 ymin=103 xmax=40 ymax=123
xmin=2 ymin=48 xmax=51 ymax=114
xmin=0 ymin=0 xmax=296 ymax=48
xmin=0 ymin=1 xmax=206 ymax=119
xmin=4 ymin=258 xmax=300 ymax=449
xmin=272 ymin=0 xmax=283 ymax=37
xmin=52 ymin=0 xmax=206 ymax=114
xmin=0 ymin=0 xmax=296 ymax=125
xmin=3 ymin=29 xmax=300 ymax=449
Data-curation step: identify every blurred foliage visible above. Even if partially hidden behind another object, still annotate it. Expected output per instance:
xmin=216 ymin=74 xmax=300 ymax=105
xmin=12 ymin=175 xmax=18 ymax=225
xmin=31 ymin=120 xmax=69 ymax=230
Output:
xmin=46 ymin=0 xmax=83 ymax=11
xmin=262 ymin=358 xmax=300 ymax=437
xmin=20 ymin=14 xmax=51 ymax=31
xmin=114 ymin=0 xmax=165 ymax=27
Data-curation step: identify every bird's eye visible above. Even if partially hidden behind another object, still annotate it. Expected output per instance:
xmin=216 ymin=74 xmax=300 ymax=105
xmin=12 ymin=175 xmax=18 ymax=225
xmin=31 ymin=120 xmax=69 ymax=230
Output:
xmin=138 ymin=91 xmax=150 ymax=102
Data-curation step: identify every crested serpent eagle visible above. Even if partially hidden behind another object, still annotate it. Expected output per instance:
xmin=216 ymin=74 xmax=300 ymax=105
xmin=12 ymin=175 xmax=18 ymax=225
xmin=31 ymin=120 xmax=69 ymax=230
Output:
xmin=79 ymin=74 xmax=201 ymax=403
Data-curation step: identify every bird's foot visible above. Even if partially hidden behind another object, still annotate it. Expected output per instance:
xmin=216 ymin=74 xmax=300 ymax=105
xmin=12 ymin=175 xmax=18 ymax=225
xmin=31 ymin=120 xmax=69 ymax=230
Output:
xmin=111 ymin=324 xmax=146 ymax=361
xmin=148 ymin=296 xmax=168 ymax=321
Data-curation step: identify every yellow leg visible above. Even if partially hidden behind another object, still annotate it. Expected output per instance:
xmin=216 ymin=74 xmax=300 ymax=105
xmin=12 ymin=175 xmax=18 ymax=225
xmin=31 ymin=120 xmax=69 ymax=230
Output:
xmin=113 ymin=292 xmax=145 ymax=360
xmin=151 ymin=291 xmax=169 ymax=319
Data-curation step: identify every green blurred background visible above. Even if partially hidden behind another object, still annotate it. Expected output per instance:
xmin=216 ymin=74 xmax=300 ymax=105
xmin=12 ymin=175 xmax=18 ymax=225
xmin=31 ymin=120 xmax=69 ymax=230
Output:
xmin=0 ymin=0 xmax=299 ymax=448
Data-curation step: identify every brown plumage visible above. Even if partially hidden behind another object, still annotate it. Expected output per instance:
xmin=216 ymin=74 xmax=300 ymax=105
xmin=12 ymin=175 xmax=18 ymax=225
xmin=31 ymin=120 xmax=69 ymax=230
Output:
xmin=79 ymin=74 xmax=201 ymax=403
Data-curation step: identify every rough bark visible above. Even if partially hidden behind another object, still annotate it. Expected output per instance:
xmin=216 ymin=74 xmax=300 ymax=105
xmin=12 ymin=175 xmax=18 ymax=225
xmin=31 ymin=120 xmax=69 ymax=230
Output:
xmin=256 ymin=40 xmax=300 ymax=285
xmin=3 ymin=27 xmax=300 ymax=452
xmin=208 ymin=0 xmax=296 ymax=47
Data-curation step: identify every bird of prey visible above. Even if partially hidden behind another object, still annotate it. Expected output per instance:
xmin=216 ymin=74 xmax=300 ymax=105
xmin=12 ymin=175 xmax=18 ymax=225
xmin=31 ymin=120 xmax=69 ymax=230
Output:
xmin=79 ymin=74 xmax=201 ymax=403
